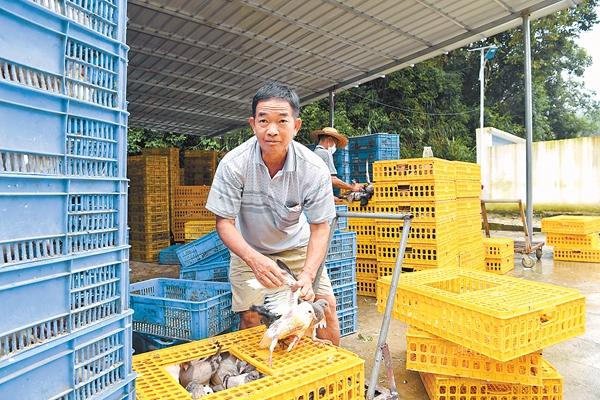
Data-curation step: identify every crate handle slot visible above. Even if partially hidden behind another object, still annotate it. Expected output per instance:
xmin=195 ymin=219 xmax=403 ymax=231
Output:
xmin=539 ymin=308 xmax=557 ymax=324
xmin=485 ymin=383 xmax=513 ymax=394
xmin=397 ymin=184 xmax=410 ymax=192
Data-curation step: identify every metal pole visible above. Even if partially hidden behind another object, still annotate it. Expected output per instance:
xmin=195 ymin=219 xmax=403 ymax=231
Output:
xmin=329 ymin=89 xmax=335 ymax=127
xmin=366 ymin=216 xmax=412 ymax=400
xmin=478 ymin=48 xmax=485 ymax=165
xmin=523 ymin=13 xmax=534 ymax=240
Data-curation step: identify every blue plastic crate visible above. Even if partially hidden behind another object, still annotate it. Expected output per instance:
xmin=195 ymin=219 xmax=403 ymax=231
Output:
xmin=326 ymin=257 xmax=355 ymax=288
xmin=175 ymin=231 xmax=230 ymax=268
xmin=158 ymin=244 xmax=182 ymax=265
xmin=130 ymin=279 xmax=235 ymax=341
xmin=179 ymin=260 xmax=230 ymax=282
xmin=335 ymin=204 xmax=348 ymax=230
xmin=0 ymin=247 xmax=129 ymax=360
xmin=333 ymin=147 xmax=349 ymax=166
xmin=95 ymin=374 xmax=136 ymax=400
xmin=1 ymin=1 xmax=128 ymax=109
xmin=333 ymin=282 xmax=357 ymax=312
xmin=28 ymin=0 xmax=128 ymax=42
xmin=348 ymin=133 xmax=399 ymax=152
xmin=337 ymin=306 xmax=358 ymax=337
xmin=0 ymin=178 xmax=128 ymax=268
xmin=326 ymin=230 xmax=356 ymax=262
xmin=350 ymin=148 xmax=400 ymax=163
xmin=0 ymin=311 xmax=134 ymax=400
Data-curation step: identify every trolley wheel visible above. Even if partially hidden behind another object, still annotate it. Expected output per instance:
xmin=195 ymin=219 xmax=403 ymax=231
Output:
xmin=535 ymin=248 xmax=543 ymax=260
xmin=521 ymin=255 xmax=535 ymax=268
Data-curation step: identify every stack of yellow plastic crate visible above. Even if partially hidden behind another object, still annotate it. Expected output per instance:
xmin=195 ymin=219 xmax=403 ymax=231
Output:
xmin=128 ymin=155 xmax=170 ymax=262
xmin=349 ymin=215 xmax=378 ymax=297
xmin=542 ymin=215 xmax=600 ymax=262
xmin=133 ymin=326 xmax=365 ymax=400
xmin=173 ymin=185 xmax=215 ymax=242
xmin=184 ymin=219 xmax=217 ymax=242
xmin=183 ymin=150 xmax=219 ymax=185
xmin=142 ymin=147 xmax=181 ymax=234
xmin=483 ymin=237 xmax=515 ymax=273
xmin=376 ymin=268 xmax=585 ymax=399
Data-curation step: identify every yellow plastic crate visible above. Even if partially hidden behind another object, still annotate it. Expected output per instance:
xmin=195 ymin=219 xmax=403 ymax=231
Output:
xmin=356 ymin=241 xmax=377 ymax=260
xmin=553 ymin=248 xmax=600 ymax=263
xmin=372 ymin=158 xmax=455 ymax=182
xmin=541 ymin=215 xmax=600 ymax=235
xmin=375 ymin=220 xmax=456 ymax=245
xmin=483 ymin=237 xmax=514 ymax=258
xmin=452 ymin=161 xmax=481 ymax=181
xmin=485 ymin=254 xmax=514 ymax=274
xmin=133 ymin=326 xmax=364 ymax=400
xmin=374 ymin=181 xmax=456 ymax=202
xmin=356 ymin=278 xmax=377 ymax=297
xmin=174 ymin=186 xmax=211 ymax=210
xmin=347 ymin=202 xmax=378 ymax=214
xmin=375 ymin=201 xmax=456 ymax=223
xmin=377 ymin=262 xmax=433 ymax=277
xmin=546 ymin=232 xmax=600 ymax=249
xmin=356 ymin=258 xmax=378 ymax=279
xmin=406 ymin=327 xmax=543 ymax=386
xmin=347 ymin=218 xmax=377 ymax=239
xmin=456 ymin=198 xmax=481 ymax=217
xmin=455 ymin=179 xmax=482 ymax=199
xmin=420 ymin=359 xmax=562 ymax=400
xmin=184 ymin=220 xmax=216 ymax=242
xmin=376 ymin=268 xmax=585 ymax=361
xmin=376 ymin=242 xmax=458 ymax=266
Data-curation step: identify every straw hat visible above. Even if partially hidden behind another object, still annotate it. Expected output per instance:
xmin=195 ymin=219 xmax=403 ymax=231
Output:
xmin=309 ymin=127 xmax=348 ymax=148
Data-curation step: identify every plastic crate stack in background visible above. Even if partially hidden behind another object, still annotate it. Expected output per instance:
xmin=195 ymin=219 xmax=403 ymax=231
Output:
xmin=128 ymin=155 xmax=170 ymax=262
xmin=372 ymin=158 xmax=460 ymax=276
xmin=141 ymin=147 xmax=181 ymax=234
xmin=542 ymin=215 xmax=600 ymax=262
xmin=0 ymin=1 xmax=135 ymax=398
xmin=173 ymin=185 xmax=214 ymax=242
xmin=483 ymin=237 xmax=514 ymax=274
xmin=376 ymin=268 xmax=585 ymax=399
xmin=348 ymin=133 xmax=400 ymax=183
xmin=183 ymin=150 xmax=219 ymax=185
xmin=453 ymin=161 xmax=484 ymax=270
xmin=184 ymin=219 xmax=217 ymax=242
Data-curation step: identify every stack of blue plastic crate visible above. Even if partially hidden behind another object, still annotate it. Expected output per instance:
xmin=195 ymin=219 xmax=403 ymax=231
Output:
xmin=0 ymin=1 xmax=135 ymax=398
xmin=348 ymin=133 xmax=400 ymax=182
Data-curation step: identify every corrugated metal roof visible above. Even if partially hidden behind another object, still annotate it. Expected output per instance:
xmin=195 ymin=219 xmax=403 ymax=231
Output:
xmin=127 ymin=0 xmax=578 ymax=136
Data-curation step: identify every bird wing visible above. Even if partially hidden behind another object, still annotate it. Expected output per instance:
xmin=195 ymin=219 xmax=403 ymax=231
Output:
xmin=246 ymin=260 xmax=299 ymax=318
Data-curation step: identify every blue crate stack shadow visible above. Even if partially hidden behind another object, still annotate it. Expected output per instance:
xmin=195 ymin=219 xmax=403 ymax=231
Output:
xmin=0 ymin=1 xmax=135 ymax=399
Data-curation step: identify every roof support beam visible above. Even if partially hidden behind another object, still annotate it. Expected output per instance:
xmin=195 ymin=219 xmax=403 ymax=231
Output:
xmin=413 ymin=0 xmax=471 ymax=30
xmin=128 ymin=100 xmax=245 ymax=122
xmin=523 ymin=13 xmax=534 ymax=240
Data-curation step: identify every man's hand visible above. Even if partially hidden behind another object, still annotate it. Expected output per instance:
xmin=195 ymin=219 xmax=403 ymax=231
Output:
xmin=247 ymin=254 xmax=286 ymax=288
xmin=350 ymin=182 xmax=363 ymax=192
xmin=291 ymin=271 xmax=316 ymax=302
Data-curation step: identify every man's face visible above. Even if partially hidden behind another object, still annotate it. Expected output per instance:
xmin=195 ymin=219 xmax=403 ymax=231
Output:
xmin=248 ymin=99 xmax=302 ymax=158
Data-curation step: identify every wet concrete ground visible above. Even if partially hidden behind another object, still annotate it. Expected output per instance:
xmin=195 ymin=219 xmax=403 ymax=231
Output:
xmin=130 ymin=231 xmax=600 ymax=399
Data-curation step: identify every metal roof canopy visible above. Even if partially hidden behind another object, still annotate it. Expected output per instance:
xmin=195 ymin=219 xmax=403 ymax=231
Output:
xmin=127 ymin=0 xmax=577 ymax=137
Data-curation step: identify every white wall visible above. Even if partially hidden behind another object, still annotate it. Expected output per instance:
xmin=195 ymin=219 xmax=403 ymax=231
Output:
xmin=481 ymin=135 xmax=600 ymax=206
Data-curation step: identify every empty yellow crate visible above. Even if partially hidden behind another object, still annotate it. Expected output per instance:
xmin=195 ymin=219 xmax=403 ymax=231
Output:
xmin=553 ymin=248 xmax=600 ymax=263
xmin=375 ymin=201 xmax=456 ymax=223
xmin=485 ymin=255 xmax=515 ymax=274
xmin=457 ymin=198 xmax=481 ymax=217
xmin=133 ymin=326 xmax=364 ymax=400
xmin=378 ymin=262 xmax=433 ymax=277
xmin=406 ymin=327 xmax=543 ymax=386
xmin=356 ymin=278 xmax=377 ymax=297
xmin=347 ymin=218 xmax=377 ymax=239
xmin=420 ymin=359 xmax=562 ymax=400
xmin=347 ymin=202 xmax=378 ymax=214
xmin=452 ymin=161 xmax=481 ymax=181
xmin=372 ymin=158 xmax=455 ymax=182
xmin=376 ymin=268 xmax=585 ymax=361
xmin=455 ymin=179 xmax=482 ymax=198
xmin=546 ymin=232 xmax=600 ymax=249
xmin=374 ymin=181 xmax=456 ymax=202
xmin=376 ymin=242 xmax=458 ymax=266
xmin=375 ymin=220 xmax=456 ymax=245
xmin=184 ymin=220 xmax=216 ymax=242
xmin=541 ymin=215 xmax=600 ymax=235
xmin=483 ymin=237 xmax=515 ymax=258
xmin=356 ymin=241 xmax=377 ymax=260
xmin=356 ymin=258 xmax=378 ymax=279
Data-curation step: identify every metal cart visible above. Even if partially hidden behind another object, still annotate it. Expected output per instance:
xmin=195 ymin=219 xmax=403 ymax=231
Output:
xmin=480 ymin=199 xmax=544 ymax=268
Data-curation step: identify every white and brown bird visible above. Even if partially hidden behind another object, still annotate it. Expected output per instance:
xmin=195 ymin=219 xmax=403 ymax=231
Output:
xmin=247 ymin=260 xmax=331 ymax=366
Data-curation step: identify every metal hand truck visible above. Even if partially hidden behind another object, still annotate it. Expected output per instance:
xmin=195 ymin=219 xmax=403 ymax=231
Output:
xmin=313 ymin=210 xmax=413 ymax=400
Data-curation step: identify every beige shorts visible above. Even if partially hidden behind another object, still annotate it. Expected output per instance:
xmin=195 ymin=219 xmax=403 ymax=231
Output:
xmin=229 ymin=246 xmax=334 ymax=312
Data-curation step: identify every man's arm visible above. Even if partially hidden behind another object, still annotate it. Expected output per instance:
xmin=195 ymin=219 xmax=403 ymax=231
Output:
xmin=215 ymin=217 xmax=285 ymax=288
xmin=292 ymin=220 xmax=330 ymax=302
xmin=331 ymin=175 xmax=362 ymax=192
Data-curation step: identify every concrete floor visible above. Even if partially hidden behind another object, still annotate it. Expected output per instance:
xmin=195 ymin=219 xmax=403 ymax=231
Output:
xmin=130 ymin=231 xmax=600 ymax=399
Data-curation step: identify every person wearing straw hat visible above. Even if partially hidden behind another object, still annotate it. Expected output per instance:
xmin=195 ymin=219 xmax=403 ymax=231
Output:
xmin=310 ymin=127 xmax=362 ymax=193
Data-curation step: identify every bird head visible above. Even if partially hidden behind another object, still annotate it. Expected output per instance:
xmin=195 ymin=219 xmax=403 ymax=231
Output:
xmin=311 ymin=299 xmax=329 ymax=322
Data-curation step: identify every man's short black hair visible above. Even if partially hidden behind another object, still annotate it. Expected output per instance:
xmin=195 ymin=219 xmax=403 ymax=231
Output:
xmin=252 ymin=82 xmax=300 ymax=118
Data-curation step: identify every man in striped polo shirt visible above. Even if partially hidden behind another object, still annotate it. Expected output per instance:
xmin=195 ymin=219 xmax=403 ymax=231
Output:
xmin=206 ymin=82 xmax=340 ymax=345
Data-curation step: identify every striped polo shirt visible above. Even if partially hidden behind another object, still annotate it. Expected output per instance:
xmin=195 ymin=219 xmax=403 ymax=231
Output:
xmin=206 ymin=137 xmax=335 ymax=254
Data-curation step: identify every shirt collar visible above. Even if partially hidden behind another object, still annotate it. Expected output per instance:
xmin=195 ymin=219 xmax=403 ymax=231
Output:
xmin=253 ymin=139 xmax=297 ymax=172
